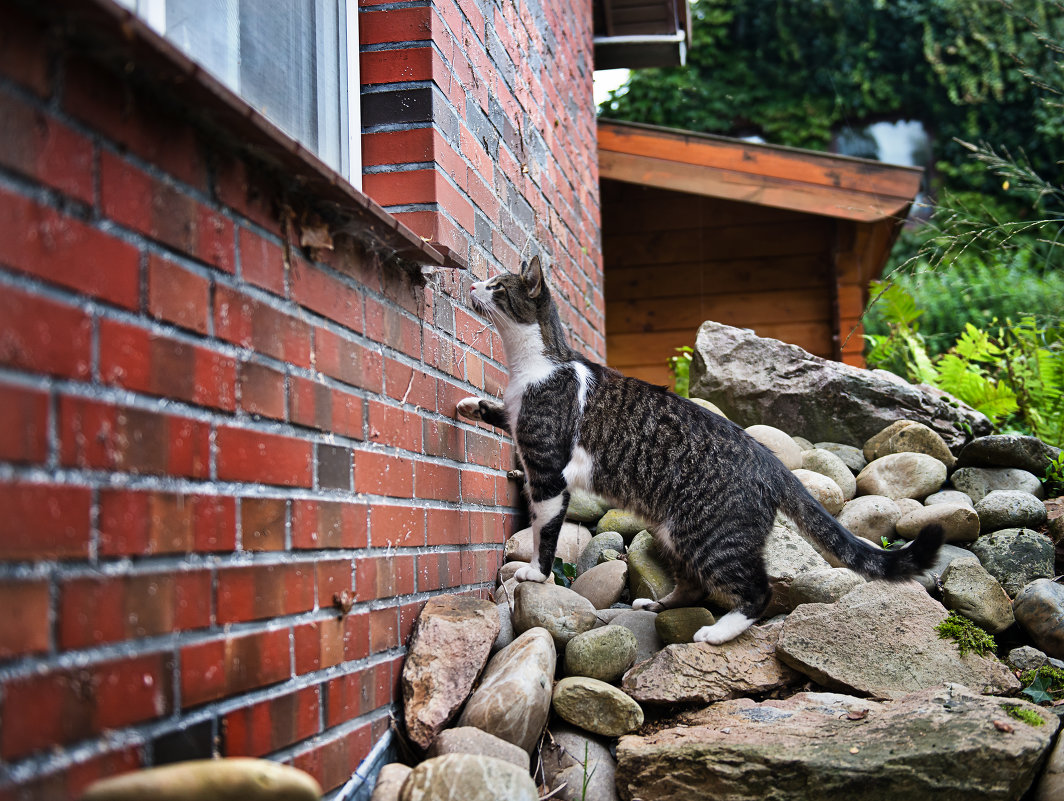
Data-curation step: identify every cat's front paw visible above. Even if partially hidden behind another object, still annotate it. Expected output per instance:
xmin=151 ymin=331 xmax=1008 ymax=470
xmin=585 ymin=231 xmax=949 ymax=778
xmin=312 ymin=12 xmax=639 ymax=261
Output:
xmin=632 ymin=598 xmax=664 ymax=612
xmin=514 ymin=565 xmax=550 ymax=583
xmin=456 ymin=397 xmax=484 ymax=421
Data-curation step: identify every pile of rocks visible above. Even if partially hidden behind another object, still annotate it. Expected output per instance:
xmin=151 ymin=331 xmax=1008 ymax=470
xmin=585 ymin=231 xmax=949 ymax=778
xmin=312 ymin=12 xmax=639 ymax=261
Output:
xmin=375 ymin=413 xmax=1064 ymax=801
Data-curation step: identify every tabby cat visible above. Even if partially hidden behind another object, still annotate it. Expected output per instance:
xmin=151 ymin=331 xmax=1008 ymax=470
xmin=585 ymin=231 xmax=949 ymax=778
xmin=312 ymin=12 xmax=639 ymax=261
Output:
xmin=457 ymin=257 xmax=944 ymax=644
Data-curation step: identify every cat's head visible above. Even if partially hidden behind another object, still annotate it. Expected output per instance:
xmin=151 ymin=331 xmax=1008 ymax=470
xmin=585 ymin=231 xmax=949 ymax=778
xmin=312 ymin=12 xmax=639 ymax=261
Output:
xmin=469 ymin=257 xmax=573 ymax=359
xmin=469 ymin=256 xmax=549 ymax=326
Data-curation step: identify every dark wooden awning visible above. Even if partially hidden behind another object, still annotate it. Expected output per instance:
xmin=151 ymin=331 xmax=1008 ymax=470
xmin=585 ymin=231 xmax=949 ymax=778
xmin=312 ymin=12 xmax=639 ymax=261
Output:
xmin=594 ymin=0 xmax=691 ymax=68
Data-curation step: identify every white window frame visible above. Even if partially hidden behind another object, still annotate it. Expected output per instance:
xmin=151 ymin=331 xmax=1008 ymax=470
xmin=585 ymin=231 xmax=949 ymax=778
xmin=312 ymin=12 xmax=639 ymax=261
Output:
xmin=116 ymin=0 xmax=362 ymax=188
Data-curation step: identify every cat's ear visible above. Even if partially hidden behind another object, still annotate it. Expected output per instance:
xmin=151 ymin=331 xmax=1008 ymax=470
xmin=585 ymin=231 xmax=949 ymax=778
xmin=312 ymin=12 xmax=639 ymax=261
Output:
xmin=520 ymin=256 xmax=544 ymax=298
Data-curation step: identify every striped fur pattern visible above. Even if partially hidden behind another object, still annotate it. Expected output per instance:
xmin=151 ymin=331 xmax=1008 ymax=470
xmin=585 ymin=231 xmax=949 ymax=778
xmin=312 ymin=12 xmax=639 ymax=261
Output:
xmin=462 ymin=258 xmax=944 ymax=643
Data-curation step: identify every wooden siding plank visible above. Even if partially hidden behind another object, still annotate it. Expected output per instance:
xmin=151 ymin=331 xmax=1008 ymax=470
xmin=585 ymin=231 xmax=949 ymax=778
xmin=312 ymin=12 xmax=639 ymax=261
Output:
xmin=604 ymin=256 xmax=829 ymax=301
xmin=606 ymin=288 xmax=832 ymax=334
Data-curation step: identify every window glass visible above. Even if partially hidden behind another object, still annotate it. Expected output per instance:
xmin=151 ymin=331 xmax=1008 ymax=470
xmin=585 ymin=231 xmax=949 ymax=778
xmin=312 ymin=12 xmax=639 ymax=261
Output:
xmin=117 ymin=0 xmax=360 ymax=185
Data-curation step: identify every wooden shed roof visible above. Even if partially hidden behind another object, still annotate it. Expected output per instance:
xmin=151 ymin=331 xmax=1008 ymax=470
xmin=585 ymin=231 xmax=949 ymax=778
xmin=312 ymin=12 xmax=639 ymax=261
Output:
xmin=598 ymin=119 xmax=923 ymax=224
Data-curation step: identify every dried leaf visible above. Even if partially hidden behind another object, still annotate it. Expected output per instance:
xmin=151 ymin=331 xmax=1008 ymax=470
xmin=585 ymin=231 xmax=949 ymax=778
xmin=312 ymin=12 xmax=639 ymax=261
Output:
xmin=299 ymin=214 xmax=334 ymax=250
xmin=845 ymin=709 xmax=870 ymax=721
xmin=993 ymin=720 xmax=1015 ymax=733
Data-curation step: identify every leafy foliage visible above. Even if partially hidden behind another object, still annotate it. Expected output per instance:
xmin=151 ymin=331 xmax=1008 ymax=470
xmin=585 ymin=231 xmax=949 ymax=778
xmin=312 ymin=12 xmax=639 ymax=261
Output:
xmin=1020 ymin=665 xmax=1064 ymax=704
xmin=866 ymin=281 xmax=1064 ymax=446
xmin=934 ymin=611 xmax=997 ymax=656
xmin=667 ymin=346 xmax=694 ymax=397
xmin=552 ymin=557 xmax=577 ymax=587
xmin=601 ymin=0 xmax=1064 ymax=196
xmin=1046 ymin=452 xmax=1064 ymax=496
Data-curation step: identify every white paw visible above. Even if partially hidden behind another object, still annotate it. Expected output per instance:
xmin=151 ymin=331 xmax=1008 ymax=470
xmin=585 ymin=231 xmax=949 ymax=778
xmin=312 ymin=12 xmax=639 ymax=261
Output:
xmin=456 ymin=397 xmax=483 ymax=420
xmin=692 ymin=625 xmax=730 ymax=645
xmin=692 ymin=611 xmax=755 ymax=645
xmin=514 ymin=565 xmax=550 ymax=583
xmin=632 ymin=598 xmax=663 ymax=612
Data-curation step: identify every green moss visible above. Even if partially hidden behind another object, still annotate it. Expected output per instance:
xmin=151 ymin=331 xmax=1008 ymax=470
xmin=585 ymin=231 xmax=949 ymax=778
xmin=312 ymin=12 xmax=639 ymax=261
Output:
xmin=934 ymin=612 xmax=996 ymax=657
xmin=1003 ymin=704 xmax=1046 ymax=727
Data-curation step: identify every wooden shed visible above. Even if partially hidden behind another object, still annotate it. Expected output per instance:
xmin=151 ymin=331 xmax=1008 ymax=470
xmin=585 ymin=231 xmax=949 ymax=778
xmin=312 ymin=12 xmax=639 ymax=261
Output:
xmin=599 ymin=119 xmax=924 ymax=385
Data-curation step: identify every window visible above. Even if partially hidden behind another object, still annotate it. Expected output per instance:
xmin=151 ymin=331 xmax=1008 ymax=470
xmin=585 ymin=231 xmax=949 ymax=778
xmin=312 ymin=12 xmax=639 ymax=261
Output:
xmin=117 ymin=0 xmax=361 ymax=187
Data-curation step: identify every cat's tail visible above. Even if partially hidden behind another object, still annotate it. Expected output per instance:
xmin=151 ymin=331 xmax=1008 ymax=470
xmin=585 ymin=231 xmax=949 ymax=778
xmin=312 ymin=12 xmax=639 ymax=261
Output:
xmin=780 ymin=485 xmax=944 ymax=580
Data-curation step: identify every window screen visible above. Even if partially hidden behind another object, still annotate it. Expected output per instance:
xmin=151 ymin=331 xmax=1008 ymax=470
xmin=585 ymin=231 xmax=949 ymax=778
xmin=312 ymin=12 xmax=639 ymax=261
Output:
xmin=117 ymin=0 xmax=361 ymax=186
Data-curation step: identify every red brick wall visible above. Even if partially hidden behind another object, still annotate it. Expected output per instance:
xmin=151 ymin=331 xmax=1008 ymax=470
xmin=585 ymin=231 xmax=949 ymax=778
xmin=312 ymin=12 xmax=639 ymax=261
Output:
xmin=0 ymin=1 xmax=572 ymax=796
xmin=361 ymin=0 xmax=606 ymax=360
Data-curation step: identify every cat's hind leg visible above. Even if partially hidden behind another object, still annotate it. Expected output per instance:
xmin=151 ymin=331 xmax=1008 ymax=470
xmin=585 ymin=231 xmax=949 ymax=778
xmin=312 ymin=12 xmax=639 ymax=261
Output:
xmin=632 ymin=574 xmax=704 ymax=612
xmin=456 ymin=397 xmax=508 ymax=428
xmin=692 ymin=563 xmax=771 ymax=645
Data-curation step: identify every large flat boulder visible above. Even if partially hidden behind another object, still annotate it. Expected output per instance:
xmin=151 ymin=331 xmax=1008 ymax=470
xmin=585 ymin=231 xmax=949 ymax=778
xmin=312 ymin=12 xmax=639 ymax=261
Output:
xmin=615 ymin=686 xmax=1058 ymax=801
xmin=776 ymin=581 xmax=1019 ymax=698
xmin=689 ymin=321 xmax=990 ymax=451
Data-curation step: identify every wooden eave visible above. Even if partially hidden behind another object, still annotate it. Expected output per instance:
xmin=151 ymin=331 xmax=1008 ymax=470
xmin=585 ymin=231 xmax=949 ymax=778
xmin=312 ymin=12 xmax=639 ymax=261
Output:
xmin=593 ymin=0 xmax=691 ymax=68
xmin=598 ymin=119 xmax=923 ymax=224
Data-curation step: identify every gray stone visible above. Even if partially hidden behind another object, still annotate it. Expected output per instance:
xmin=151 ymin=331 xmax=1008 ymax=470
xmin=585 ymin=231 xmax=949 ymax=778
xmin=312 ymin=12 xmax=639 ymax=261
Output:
xmin=627 ymin=531 xmax=675 ymax=603
xmin=746 ymin=424 xmax=803 ymax=469
xmin=566 ymin=489 xmax=611 ymax=524
xmin=688 ymin=321 xmax=991 ymax=450
xmin=457 ymin=627 xmax=556 ymax=753
xmin=836 ymin=496 xmax=901 ymax=544
xmin=776 ymin=581 xmax=1019 ymax=697
xmin=599 ymin=548 xmax=622 ymax=563
xmin=801 ymin=449 xmax=857 ymax=500
xmin=398 ymin=754 xmax=539 ymax=801
xmin=608 ymin=610 xmax=664 ymax=665
xmin=402 ymin=595 xmax=501 ymax=749
xmin=763 ymin=514 xmax=831 ymax=610
xmin=552 ymin=677 xmax=644 ymax=737
xmin=654 ymin=607 xmax=716 ymax=645
xmin=492 ymin=600 xmax=514 ymax=653
xmin=866 ymin=421 xmax=956 ymax=468
xmin=958 ymin=434 xmax=1062 ymax=475
xmin=512 ymin=581 xmax=599 ymax=648
xmin=577 ymin=531 xmax=625 ymax=576
xmin=814 ymin=442 xmax=867 ymax=473
xmin=541 ymin=725 xmax=618 ymax=801
xmin=940 ymin=557 xmax=1014 ymax=634
xmin=1007 ymin=645 xmax=1064 ymax=673
xmin=975 ymin=490 xmax=1048 ymax=532
xmin=915 ymin=543 xmax=977 ymax=592
xmin=896 ymin=497 xmax=923 ymax=516
xmin=863 ymin=419 xmax=920 ymax=462
xmin=505 ymin=522 xmax=591 ymax=564
xmin=895 ymin=502 xmax=981 ymax=543
xmin=570 ymin=560 xmax=628 ymax=610
xmin=789 ymin=568 xmax=865 ymax=605
xmin=1034 ymin=728 xmax=1064 ymax=801
xmin=1014 ymin=579 xmax=1064 ymax=659
xmin=371 ymin=763 xmax=411 ymax=801
xmin=563 ymin=625 xmax=638 ymax=682
xmin=622 ymin=620 xmax=801 ymax=705
xmin=427 ymin=727 xmax=530 ymax=771
xmin=925 ymin=489 xmax=975 ymax=507
xmin=792 ymin=469 xmax=845 ymax=515
xmin=856 ymin=453 xmax=947 ymax=501
xmin=615 ymin=686 xmax=1058 ymax=801
xmin=792 ymin=435 xmax=816 ymax=451
xmin=970 ymin=529 xmax=1055 ymax=597
xmin=596 ymin=509 xmax=648 ymax=542
xmin=952 ymin=466 xmax=1045 ymax=503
